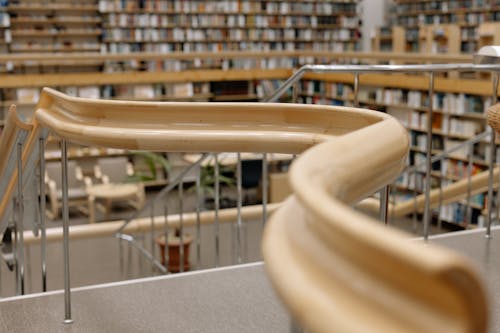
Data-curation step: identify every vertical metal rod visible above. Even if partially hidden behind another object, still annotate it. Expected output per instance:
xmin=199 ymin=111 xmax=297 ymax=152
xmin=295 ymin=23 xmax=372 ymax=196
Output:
xmin=150 ymin=204 xmax=155 ymax=274
xmin=0 ymin=252 xmax=2 ymax=297
xmin=497 ymin=149 xmax=500 ymax=224
xmin=195 ymin=165 xmax=201 ymax=269
xmin=13 ymin=215 xmax=19 ymax=295
xmin=412 ymin=172 xmax=418 ymax=233
xmin=39 ymin=138 xmax=47 ymax=292
xmin=423 ymin=72 xmax=435 ymax=241
xmin=25 ymin=245 xmax=31 ymax=294
xmin=379 ymin=186 xmax=390 ymax=225
xmin=353 ymin=73 xmax=360 ymax=107
xmin=16 ymin=142 xmax=24 ymax=295
xmin=119 ymin=238 xmax=124 ymax=278
xmin=178 ymin=181 xmax=184 ymax=273
xmin=262 ymin=153 xmax=268 ymax=226
xmin=292 ymin=82 xmax=298 ymax=103
xmin=214 ymin=153 xmax=220 ymax=267
xmin=61 ymin=139 xmax=73 ymax=324
xmin=236 ymin=153 xmax=243 ymax=264
xmin=163 ymin=204 xmax=169 ymax=273
xmin=465 ymin=144 xmax=474 ymax=227
xmin=437 ymin=153 xmax=445 ymax=230
xmin=127 ymin=239 xmax=132 ymax=279
xmin=487 ymin=72 xmax=499 ymax=237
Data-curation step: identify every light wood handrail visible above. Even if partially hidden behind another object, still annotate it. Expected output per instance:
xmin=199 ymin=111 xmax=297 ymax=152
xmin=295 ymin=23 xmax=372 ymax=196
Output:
xmin=262 ymin=107 xmax=487 ymax=331
xmin=34 ymin=87 xmax=379 ymax=153
xmin=357 ymin=167 xmax=500 ymax=218
xmin=0 ymin=106 xmax=34 ymax=232
xmin=0 ymin=88 xmax=487 ymax=332
xmin=22 ymin=203 xmax=281 ymax=245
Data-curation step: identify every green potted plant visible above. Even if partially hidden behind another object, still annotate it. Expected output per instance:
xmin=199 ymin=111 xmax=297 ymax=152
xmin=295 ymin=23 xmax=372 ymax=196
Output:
xmin=127 ymin=151 xmax=171 ymax=183
xmin=127 ymin=151 xmax=192 ymax=273
xmin=198 ymin=160 xmax=236 ymax=210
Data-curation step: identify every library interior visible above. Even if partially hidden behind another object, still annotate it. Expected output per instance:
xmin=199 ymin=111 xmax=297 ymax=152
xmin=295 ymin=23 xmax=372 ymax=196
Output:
xmin=0 ymin=0 xmax=500 ymax=332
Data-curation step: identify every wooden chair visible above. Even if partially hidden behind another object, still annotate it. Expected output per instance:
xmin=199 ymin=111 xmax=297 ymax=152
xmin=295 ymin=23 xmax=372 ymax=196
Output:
xmin=45 ymin=160 xmax=91 ymax=220
xmin=88 ymin=157 xmax=145 ymax=221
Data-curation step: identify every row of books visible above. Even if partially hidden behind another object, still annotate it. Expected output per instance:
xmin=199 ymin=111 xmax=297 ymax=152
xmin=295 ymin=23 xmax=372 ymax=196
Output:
xmin=301 ymin=81 xmax=353 ymax=99
xmin=102 ymin=12 xmax=355 ymax=29
xmin=398 ymin=11 xmax=499 ymax=26
xmin=375 ymin=88 xmax=491 ymax=115
xmin=0 ymin=12 xmax=9 ymax=28
xmin=439 ymin=201 xmax=483 ymax=226
xmin=441 ymin=159 xmax=485 ymax=179
xmin=104 ymin=40 xmax=359 ymax=53
xmin=11 ymin=83 xmax=213 ymax=103
xmin=408 ymin=112 xmax=482 ymax=136
xmin=105 ymin=56 xmax=301 ymax=73
xmin=102 ymin=27 xmax=355 ymax=42
xmin=397 ymin=0 xmax=494 ymax=14
xmin=98 ymin=0 xmax=358 ymax=15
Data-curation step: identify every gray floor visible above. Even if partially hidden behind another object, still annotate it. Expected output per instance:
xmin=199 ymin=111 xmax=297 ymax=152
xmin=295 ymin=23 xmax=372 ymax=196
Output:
xmin=430 ymin=227 xmax=500 ymax=333
xmin=0 ymin=263 xmax=288 ymax=333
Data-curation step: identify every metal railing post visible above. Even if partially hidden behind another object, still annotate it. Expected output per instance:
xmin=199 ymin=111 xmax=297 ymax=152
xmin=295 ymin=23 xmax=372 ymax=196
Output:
xmin=465 ymin=144 xmax=474 ymax=227
xmin=236 ymin=153 xmax=243 ymax=264
xmin=262 ymin=153 xmax=268 ymax=226
xmin=60 ymin=139 xmax=73 ymax=324
xmin=195 ymin=166 xmax=201 ymax=269
xmin=380 ymin=186 xmax=390 ymax=225
xmin=178 ymin=181 xmax=185 ymax=273
xmin=353 ymin=73 xmax=360 ymax=107
xmin=214 ymin=153 xmax=220 ymax=267
xmin=423 ymin=72 xmax=435 ymax=241
xmin=39 ymin=137 xmax=47 ymax=292
xmin=15 ymin=142 xmax=24 ymax=295
xmin=487 ymin=72 xmax=499 ymax=237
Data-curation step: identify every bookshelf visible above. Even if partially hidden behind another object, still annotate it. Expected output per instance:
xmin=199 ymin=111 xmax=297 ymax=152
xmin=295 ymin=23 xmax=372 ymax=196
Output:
xmin=99 ymin=0 xmax=361 ymax=61
xmin=7 ymin=0 xmax=102 ymax=72
xmin=372 ymin=0 xmax=500 ymax=54
xmin=297 ymin=74 xmax=497 ymax=228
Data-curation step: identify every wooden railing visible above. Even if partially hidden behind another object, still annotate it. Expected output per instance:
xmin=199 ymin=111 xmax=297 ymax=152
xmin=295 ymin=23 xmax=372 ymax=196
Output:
xmin=0 ymin=86 xmax=488 ymax=331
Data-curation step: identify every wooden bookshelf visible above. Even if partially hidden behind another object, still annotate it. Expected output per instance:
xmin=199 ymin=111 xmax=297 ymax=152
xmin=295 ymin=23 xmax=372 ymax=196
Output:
xmin=373 ymin=0 xmax=500 ymax=54
xmin=297 ymin=74 xmax=497 ymax=227
xmin=99 ymin=0 xmax=361 ymax=56
xmin=7 ymin=0 xmax=101 ymax=72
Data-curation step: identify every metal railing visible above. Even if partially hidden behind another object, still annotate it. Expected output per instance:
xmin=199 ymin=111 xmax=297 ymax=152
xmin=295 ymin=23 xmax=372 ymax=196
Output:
xmin=266 ymin=63 xmax=500 ymax=240
xmin=1 ymin=61 xmax=500 ymax=327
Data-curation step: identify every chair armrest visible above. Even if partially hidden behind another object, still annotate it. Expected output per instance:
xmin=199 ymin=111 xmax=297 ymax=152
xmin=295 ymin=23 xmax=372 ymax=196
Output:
xmin=94 ymin=165 xmax=103 ymax=180
xmin=75 ymin=165 xmax=84 ymax=181
xmin=126 ymin=162 xmax=134 ymax=177
xmin=83 ymin=176 xmax=93 ymax=188
xmin=45 ymin=180 xmax=59 ymax=219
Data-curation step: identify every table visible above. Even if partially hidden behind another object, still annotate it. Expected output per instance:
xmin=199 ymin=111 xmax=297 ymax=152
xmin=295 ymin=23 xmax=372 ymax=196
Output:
xmin=183 ymin=152 xmax=294 ymax=166
xmin=86 ymin=183 xmax=143 ymax=223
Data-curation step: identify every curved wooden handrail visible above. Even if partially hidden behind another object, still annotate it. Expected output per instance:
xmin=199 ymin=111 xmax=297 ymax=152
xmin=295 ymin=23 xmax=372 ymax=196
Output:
xmin=357 ymin=102 xmax=500 ymax=218
xmin=34 ymin=87 xmax=380 ymax=153
xmin=262 ymin=109 xmax=488 ymax=331
xmin=357 ymin=167 xmax=500 ymax=218
xmin=0 ymin=106 xmax=34 ymax=231
xmin=0 ymin=88 xmax=487 ymax=332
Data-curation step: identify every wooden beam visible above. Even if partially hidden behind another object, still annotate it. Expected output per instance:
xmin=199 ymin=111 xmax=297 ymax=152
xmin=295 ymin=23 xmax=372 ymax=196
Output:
xmin=0 ymin=50 xmax=472 ymax=64
xmin=0 ymin=69 xmax=292 ymax=88
xmin=304 ymin=72 xmax=498 ymax=96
